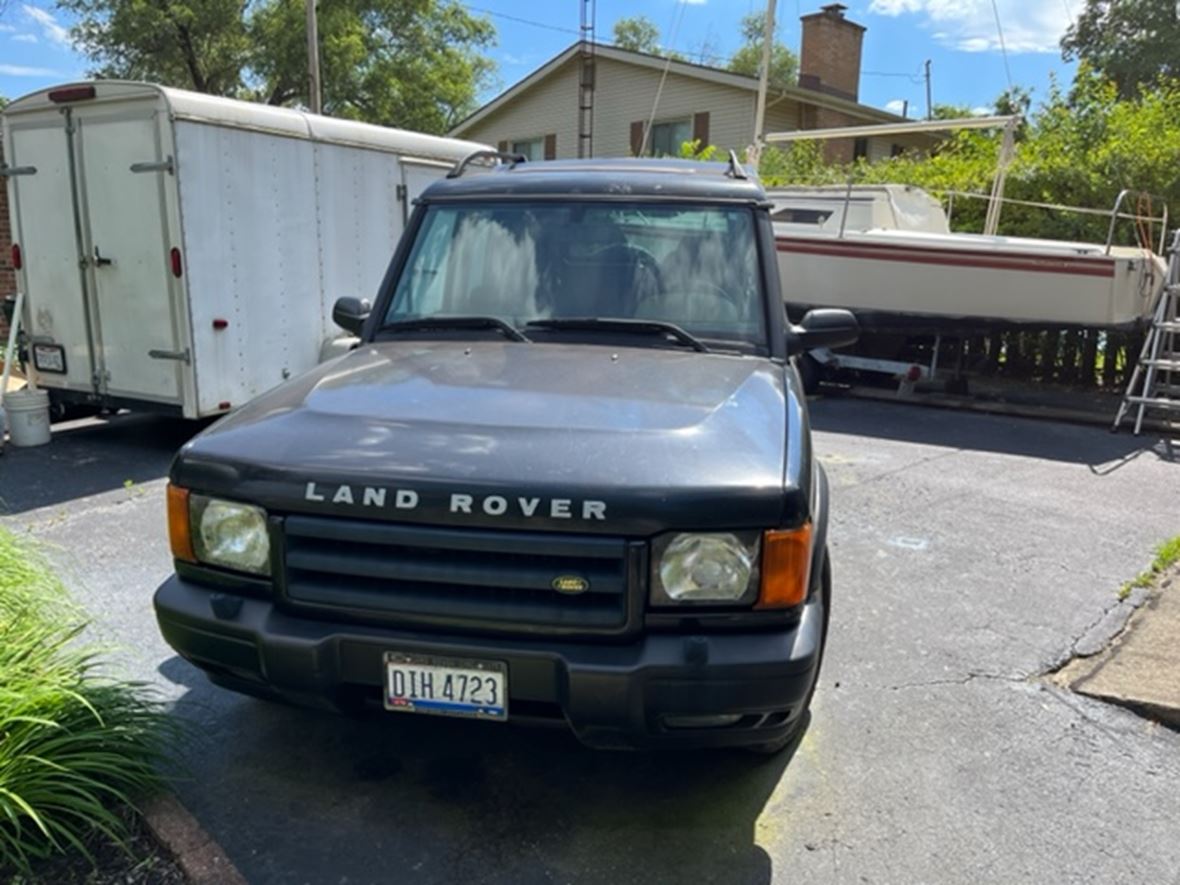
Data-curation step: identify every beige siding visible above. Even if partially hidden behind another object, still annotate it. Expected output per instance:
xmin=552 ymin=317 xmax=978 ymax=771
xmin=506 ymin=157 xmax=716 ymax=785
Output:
xmin=460 ymin=59 xmax=582 ymax=159
xmin=590 ymin=57 xmax=756 ymax=157
xmin=460 ymin=56 xmax=759 ymax=159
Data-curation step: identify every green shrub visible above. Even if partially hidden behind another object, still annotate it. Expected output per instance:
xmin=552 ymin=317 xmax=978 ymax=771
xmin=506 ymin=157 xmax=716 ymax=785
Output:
xmin=0 ymin=529 xmax=178 ymax=874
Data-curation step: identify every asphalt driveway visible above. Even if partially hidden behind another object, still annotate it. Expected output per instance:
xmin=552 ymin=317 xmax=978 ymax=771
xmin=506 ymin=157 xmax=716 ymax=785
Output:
xmin=2 ymin=400 xmax=1178 ymax=884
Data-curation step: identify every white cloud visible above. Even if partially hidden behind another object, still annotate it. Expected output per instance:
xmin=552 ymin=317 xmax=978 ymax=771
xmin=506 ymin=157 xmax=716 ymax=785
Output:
xmin=971 ymin=105 xmax=993 ymax=115
xmin=13 ymin=33 xmax=38 ymax=43
xmin=0 ymin=63 xmax=63 ymax=76
xmin=867 ymin=0 xmax=1070 ymax=54
xmin=885 ymin=99 xmax=906 ymax=113
xmin=22 ymin=4 xmax=71 ymax=47
xmin=679 ymin=0 xmax=708 ymax=5
xmin=0 ymin=24 xmax=17 ymax=32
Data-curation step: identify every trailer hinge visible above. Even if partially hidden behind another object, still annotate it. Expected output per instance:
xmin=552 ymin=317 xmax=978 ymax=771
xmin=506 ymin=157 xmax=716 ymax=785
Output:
xmin=148 ymin=348 xmax=191 ymax=364
xmin=396 ymin=184 xmax=408 ymax=202
xmin=130 ymin=155 xmax=175 ymax=175
xmin=0 ymin=164 xmax=37 ymax=177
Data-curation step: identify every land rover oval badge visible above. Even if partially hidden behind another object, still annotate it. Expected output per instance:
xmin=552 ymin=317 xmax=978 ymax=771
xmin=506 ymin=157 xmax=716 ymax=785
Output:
xmin=552 ymin=575 xmax=590 ymax=595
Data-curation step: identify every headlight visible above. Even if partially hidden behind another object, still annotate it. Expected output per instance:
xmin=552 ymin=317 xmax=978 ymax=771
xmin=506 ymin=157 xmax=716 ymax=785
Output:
xmin=651 ymin=532 xmax=760 ymax=605
xmin=190 ymin=495 xmax=271 ymax=575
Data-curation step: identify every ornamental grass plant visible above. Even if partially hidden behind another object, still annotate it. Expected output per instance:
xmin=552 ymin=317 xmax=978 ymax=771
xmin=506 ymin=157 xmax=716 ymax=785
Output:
xmin=0 ymin=527 xmax=178 ymax=874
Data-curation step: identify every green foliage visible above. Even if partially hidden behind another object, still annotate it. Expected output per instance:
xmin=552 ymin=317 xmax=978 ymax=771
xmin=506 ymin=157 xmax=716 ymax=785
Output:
xmin=0 ymin=529 xmax=179 ymax=875
xmin=1062 ymin=0 xmax=1180 ymax=98
xmin=610 ymin=14 xmax=683 ymax=60
xmin=612 ymin=16 xmax=659 ymax=54
xmin=728 ymin=12 xmax=798 ymax=88
xmin=1118 ymin=535 xmax=1180 ymax=599
xmin=56 ymin=0 xmax=496 ymax=133
xmin=677 ymin=140 xmax=717 ymax=161
xmin=760 ymin=69 xmax=1180 ymax=245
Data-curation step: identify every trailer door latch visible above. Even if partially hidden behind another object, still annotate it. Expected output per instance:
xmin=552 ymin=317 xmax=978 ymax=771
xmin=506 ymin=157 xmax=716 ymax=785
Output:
xmin=130 ymin=155 xmax=175 ymax=175
xmin=148 ymin=348 xmax=191 ymax=364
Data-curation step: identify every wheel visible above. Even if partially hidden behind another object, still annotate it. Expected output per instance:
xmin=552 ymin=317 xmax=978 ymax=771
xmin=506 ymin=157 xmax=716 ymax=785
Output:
xmin=746 ymin=550 xmax=831 ymax=755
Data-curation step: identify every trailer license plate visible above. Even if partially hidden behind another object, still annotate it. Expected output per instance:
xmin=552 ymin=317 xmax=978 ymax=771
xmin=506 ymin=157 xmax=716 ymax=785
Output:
xmin=32 ymin=344 xmax=66 ymax=374
xmin=383 ymin=652 xmax=507 ymax=721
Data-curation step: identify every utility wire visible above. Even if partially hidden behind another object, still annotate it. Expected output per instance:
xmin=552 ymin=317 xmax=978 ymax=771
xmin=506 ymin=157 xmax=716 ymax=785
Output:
xmin=468 ymin=5 xmax=581 ymax=36
xmin=990 ymin=0 xmax=1013 ymax=89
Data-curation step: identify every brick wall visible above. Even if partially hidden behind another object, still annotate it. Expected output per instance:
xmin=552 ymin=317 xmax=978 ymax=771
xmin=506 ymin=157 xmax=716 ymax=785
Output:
xmin=799 ymin=4 xmax=865 ymax=103
xmin=0 ymin=143 xmax=13 ymax=343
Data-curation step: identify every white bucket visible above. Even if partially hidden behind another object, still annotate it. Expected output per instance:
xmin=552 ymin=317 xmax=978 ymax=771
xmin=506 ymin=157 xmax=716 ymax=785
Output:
xmin=4 ymin=388 xmax=52 ymax=447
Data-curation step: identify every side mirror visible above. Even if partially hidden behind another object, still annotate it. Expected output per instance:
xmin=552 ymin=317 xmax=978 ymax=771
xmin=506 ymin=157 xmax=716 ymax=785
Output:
xmin=789 ymin=308 xmax=859 ymax=353
xmin=332 ymin=297 xmax=371 ymax=336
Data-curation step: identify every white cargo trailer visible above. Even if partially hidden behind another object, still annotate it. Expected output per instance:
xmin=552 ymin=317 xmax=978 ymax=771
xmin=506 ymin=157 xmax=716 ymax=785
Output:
xmin=1 ymin=81 xmax=487 ymax=418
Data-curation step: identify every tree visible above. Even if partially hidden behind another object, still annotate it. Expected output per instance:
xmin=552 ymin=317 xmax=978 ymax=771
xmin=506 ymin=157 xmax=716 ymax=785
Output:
xmin=56 ymin=0 xmax=496 ymax=134
xmin=610 ymin=14 xmax=682 ymax=60
xmin=1061 ymin=0 xmax=1180 ymax=98
xmin=612 ymin=15 xmax=659 ymax=54
xmin=60 ymin=0 xmax=250 ymax=95
xmin=728 ymin=12 xmax=798 ymax=88
xmin=247 ymin=0 xmax=495 ymax=132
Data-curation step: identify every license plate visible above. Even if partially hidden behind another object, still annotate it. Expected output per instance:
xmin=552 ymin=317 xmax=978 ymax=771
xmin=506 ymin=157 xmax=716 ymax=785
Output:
xmin=383 ymin=652 xmax=507 ymax=721
xmin=32 ymin=344 xmax=66 ymax=374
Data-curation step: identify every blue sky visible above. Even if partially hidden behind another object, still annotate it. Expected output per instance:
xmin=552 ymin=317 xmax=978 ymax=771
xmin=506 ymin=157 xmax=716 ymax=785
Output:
xmin=1 ymin=1 xmax=1078 ymax=115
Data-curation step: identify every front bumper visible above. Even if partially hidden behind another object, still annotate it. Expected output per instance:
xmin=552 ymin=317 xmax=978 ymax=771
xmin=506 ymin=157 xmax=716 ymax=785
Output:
xmin=154 ymin=576 xmax=824 ymax=749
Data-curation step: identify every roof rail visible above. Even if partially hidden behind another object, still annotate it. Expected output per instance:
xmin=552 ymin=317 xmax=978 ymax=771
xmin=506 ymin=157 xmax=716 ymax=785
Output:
xmin=726 ymin=149 xmax=748 ymax=180
xmin=447 ymin=149 xmax=527 ymax=179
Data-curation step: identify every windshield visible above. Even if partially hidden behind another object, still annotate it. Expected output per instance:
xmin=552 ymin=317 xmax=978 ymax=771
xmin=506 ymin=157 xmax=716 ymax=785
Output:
xmin=384 ymin=201 xmax=767 ymax=350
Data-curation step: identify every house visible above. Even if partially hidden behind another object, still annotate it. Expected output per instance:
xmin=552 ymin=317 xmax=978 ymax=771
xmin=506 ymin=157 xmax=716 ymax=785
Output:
xmin=450 ymin=4 xmax=925 ymax=165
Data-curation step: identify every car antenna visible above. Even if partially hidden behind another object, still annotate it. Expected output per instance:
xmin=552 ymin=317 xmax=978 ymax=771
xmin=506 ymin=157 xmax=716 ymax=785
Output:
xmin=726 ymin=149 xmax=749 ymax=180
xmin=447 ymin=149 xmax=528 ymax=179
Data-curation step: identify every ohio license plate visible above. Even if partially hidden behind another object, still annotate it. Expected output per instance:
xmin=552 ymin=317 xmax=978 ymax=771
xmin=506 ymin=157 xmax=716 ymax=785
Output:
xmin=32 ymin=343 xmax=66 ymax=373
xmin=383 ymin=652 xmax=507 ymax=721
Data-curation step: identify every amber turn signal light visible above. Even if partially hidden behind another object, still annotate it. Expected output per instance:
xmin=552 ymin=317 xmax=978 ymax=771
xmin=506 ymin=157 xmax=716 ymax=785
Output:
xmin=757 ymin=524 xmax=813 ymax=609
xmin=167 ymin=484 xmax=196 ymax=563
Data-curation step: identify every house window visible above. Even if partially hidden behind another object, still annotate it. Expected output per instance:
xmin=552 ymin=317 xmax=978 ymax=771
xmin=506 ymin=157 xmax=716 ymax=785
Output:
xmin=853 ymin=138 xmax=869 ymax=160
xmin=648 ymin=118 xmax=692 ymax=157
xmin=511 ymin=137 xmax=545 ymax=161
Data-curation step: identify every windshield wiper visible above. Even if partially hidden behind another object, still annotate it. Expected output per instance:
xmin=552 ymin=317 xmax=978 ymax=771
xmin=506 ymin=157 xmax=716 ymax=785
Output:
xmin=377 ymin=316 xmax=531 ymax=342
xmin=525 ymin=318 xmax=711 ymax=353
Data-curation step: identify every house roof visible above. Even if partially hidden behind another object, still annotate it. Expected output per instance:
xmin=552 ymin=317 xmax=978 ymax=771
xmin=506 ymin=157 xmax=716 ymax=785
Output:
xmin=449 ymin=42 xmax=904 ymax=138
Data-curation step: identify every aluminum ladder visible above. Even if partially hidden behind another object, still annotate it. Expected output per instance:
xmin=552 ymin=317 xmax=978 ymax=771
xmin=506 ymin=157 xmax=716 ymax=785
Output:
xmin=1113 ymin=229 xmax=1180 ymax=434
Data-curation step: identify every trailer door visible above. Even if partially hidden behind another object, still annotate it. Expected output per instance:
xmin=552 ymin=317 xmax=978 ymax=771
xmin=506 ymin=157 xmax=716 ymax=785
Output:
xmin=4 ymin=115 xmax=97 ymax=395
xmin=75 ymin=111 xmax=183 ymax=404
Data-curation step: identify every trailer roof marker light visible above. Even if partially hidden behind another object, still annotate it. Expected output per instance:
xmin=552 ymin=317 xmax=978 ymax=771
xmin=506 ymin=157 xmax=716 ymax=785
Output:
xmin=212 ymin=318 xmax=228 ymax=330
xmin=48 ymin=85 xmax=97 ymax=103
xmin=170 ymin=247 xmax=183 ymax=278
xmin=11 ymin=244 xmax=20 ymax=271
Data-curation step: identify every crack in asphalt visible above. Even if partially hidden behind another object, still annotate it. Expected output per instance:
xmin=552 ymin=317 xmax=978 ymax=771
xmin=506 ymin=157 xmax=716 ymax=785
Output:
xmin=886 ymin=671 xmax=1029 ymax=691
xmin=822 ymin=446 xmax=964 ymax=492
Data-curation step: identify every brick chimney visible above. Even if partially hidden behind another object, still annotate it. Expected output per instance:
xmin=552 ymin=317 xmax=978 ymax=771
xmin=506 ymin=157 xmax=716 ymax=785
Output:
xmin=798 ymin=3 xmax=865 ymax=102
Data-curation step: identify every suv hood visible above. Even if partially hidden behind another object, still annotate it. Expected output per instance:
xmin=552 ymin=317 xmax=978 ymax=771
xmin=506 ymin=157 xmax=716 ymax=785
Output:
xmin=175 ymin=342 xmax=800 ymax=535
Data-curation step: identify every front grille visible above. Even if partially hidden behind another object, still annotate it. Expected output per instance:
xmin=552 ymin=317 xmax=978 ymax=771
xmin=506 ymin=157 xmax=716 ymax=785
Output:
xmin=279 ymin=515 xmax=636 ymax=636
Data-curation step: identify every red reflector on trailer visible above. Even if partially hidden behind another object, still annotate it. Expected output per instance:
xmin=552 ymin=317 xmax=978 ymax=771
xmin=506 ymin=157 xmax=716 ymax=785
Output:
xmin=11 ymin=244 xmax=20 ymax=271
xmin=218 ymin=401 xmax=231 ymax=411
xmin=170 ymin=247 xmax=183 ymax=278
xmin=212 ymin=318 xmax=228 ymax=330
xmin=48 ymin=85 xmax=97 ymax=103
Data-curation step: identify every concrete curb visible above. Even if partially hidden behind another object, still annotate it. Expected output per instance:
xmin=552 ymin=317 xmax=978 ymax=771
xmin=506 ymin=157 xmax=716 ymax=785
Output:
xmin=142 ymin=793 xmax=247 ymax=885
xmin=1054 ymin=564 xmax=1180 ymax=730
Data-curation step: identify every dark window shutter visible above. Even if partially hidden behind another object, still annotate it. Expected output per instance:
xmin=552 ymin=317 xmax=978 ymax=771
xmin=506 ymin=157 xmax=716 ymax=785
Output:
xmin=692 ymin=112 xmax=710 ymax=147
xmin=630 ymin=120 xmax=645 ymax=156
xmin=544 ymin=133 xmax=556 ymax=160
xmin=497 ymin=139 xmax=508 ymax=153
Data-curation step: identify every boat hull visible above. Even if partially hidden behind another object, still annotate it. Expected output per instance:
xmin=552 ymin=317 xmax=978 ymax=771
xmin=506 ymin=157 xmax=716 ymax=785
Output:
xmin=776 ymin=232 xmax=1164 ymax=332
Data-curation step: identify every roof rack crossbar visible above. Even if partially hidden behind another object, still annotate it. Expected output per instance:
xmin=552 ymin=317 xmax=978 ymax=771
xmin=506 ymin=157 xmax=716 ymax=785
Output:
xmin=726 ymin=150 xmax=748 ymax=180
xmin=447 ymin=150 xmax=527 ymax=179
